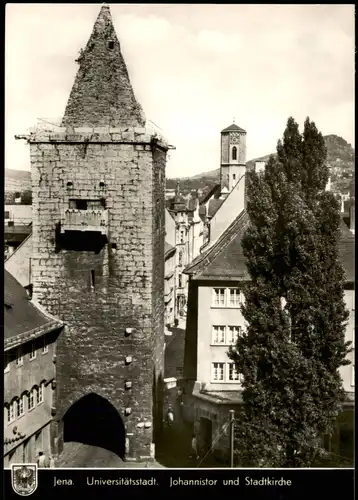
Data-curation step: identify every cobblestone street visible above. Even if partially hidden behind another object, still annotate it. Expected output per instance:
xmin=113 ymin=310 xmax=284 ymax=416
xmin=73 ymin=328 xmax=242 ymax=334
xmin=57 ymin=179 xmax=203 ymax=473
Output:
xmin=156 ymin=417 xmax=226 ymax=468
xmin=57 ymin=442 xmax=164 ymax=468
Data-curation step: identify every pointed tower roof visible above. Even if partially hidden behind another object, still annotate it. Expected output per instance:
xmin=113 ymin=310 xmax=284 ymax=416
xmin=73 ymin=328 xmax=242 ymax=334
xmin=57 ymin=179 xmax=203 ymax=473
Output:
xmin=62 ymin=4 xmax=145 ymax=128
xmin=221 ymin=123 xmax=246 ymax=134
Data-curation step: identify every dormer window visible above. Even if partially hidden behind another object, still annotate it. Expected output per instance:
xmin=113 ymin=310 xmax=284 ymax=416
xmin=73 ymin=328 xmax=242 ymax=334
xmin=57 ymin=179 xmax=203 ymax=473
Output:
xmin=232 ymin=146 xmax=237 ymax=160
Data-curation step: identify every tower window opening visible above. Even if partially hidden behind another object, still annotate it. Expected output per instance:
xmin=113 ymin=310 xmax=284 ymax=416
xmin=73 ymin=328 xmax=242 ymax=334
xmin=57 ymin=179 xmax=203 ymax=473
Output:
xmin=91 ymin=270 xmax=95 ymax=288
xmin=73 ymin=199 xmax=88 ymax=210
xmin=232 ymin=146 xmax=237 ymax=160
xmin=67 ymin=181 xmax=73 ymax=188
xmin=69 ymin=199 xmax=105 ymax=210
xmin=108 ymin=41 xmax=114 ymax=50
xmin=233 ymin=174 xmax=236 ymax=181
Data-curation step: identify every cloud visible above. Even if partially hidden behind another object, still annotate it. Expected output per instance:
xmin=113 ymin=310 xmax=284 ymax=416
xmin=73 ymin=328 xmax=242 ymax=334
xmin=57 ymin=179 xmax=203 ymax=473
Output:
xmin=5 ymin=4 xmax=354 ymax=178
xmin=197 ymin=30 xmax=241 ymax=54
xmin=117 ymin=14 xmax=171 ymax=45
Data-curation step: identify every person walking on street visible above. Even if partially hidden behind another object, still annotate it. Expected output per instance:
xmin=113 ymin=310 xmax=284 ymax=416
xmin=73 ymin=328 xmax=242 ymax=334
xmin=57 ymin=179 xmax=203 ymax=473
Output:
xmin=189 ymin=434 xmax=199 ymax=460
xmin=37 ymin=451 xmax=46 ymax=468
xmin=167 ymin=405 xmax=174 ymax=427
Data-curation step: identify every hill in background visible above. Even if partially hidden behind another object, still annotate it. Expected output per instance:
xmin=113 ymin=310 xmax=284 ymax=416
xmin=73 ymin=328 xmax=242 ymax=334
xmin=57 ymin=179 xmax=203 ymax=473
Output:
xmin=5 ymin=169 xmax=31 ymax=192
xmin=5 ymin=135 xmax=354 ymax=201
xmin=166 ymin=134 xmax=354 ymax=197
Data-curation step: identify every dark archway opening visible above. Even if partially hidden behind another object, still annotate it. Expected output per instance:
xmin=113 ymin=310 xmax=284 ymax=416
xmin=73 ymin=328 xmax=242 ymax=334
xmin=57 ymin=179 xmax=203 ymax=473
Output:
xmin=63 ymin=393 xmax=126 ymax=459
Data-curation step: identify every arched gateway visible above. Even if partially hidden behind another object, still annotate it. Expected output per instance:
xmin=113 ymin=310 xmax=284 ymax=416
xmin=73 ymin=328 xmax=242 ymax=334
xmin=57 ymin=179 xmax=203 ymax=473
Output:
xmin=63 ymin=393 xmax=126 ymax=459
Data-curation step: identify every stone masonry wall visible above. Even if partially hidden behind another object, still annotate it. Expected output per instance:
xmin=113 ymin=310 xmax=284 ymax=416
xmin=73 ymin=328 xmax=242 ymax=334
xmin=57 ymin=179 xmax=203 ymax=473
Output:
xmin=151 ymin=147 xmax=166 ymax=443
xmin=29 ymin=128 xmax=168 ymax=461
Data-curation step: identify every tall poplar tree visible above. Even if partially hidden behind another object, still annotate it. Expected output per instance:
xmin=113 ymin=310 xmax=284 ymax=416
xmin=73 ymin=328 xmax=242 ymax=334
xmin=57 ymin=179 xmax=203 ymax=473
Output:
xmin=229 ymin=117 xmax=352 ymax=467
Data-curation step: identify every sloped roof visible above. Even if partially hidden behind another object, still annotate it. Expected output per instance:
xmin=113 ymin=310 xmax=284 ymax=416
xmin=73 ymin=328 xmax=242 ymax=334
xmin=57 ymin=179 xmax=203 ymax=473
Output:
xmin=184 ymin=210 xmax=249 ymax=280
xmin=185 ymin=211 xmax=355 ymax=283
xmin=199 ymin=184 xmax=221 ymax=205
xmin=221 ymin=123 xmax=246 ymax=134
xmin=165 ymin=241 xmax=176 ymax=259
xmin=4 ymin=271 xmax=63 ymax=345
xmin=169 ymin=193 xmax=198 ymax=213
xmin=62 ymin=4 xmax=144 ymax=128
xmin=208 ymin=198 xmax=225 ymax=218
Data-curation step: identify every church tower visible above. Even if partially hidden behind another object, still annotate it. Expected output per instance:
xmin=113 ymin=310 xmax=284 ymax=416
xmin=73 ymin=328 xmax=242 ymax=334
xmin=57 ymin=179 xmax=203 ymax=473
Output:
xmin=220 ymin=122 xmax=247 ymax=193
xmin=26 ymin=4 xmax=168 ymax=462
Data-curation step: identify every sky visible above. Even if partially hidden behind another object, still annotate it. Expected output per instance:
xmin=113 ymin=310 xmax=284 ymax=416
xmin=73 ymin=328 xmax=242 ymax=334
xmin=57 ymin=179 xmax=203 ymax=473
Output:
xmin=5 ymin=3 xmax=355 ymax=178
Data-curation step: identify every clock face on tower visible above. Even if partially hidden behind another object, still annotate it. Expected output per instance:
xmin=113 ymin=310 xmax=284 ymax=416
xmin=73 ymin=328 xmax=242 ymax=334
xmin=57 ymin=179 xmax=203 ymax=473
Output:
xmin=230 ymin=132 xmax=240 ymax=144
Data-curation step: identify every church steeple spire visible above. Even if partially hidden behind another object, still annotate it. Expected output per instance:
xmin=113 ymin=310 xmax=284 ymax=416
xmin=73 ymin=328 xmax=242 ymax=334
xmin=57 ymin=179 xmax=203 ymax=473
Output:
xmin=62 ymin=4 xmax=145 ymax=128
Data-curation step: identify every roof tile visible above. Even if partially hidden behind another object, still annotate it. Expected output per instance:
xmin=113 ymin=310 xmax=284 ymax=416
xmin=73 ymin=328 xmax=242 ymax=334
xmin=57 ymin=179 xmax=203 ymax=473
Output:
xmin=4 ymin=271 xmax=61 ymax=341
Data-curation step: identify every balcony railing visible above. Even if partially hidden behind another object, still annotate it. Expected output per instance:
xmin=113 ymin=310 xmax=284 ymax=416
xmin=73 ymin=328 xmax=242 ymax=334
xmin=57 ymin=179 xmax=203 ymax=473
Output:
xmin=61 ymin=209 xmax=109 ymax=236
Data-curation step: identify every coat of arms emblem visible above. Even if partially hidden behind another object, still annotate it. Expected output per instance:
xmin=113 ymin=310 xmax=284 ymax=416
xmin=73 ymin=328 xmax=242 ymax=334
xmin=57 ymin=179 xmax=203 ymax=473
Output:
xmin=11 ymin=464 xmax=38 ymax=496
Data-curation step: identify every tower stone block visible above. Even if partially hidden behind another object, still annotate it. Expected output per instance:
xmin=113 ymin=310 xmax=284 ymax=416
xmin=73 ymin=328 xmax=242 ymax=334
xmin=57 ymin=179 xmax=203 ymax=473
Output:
xmin=26 ymin=4 xmax=169 ymax=462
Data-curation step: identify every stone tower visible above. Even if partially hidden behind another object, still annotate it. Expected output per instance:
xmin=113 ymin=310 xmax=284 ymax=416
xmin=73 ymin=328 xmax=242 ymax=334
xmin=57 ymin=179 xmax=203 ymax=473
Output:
xmin=220 ymin=123 xmax=247 ymax=192
xmin=26 ymin=4 xmax=168 ymax=462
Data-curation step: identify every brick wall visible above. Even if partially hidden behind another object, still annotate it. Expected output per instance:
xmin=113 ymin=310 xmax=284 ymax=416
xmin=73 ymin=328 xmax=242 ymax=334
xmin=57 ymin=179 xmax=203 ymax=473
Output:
xmin=151 ymin=146 xmax=166 ymax=443
xmin=30 ymin=129 xmax=167 ymax=461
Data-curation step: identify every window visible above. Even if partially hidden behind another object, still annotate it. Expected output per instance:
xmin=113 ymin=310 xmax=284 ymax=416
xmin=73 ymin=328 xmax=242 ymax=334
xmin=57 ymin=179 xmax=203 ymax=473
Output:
xmin=213 ymin=288 xmax=225 ymax=307
xmin=28 ymin=390 xmax=35 ymax=410
xmin=212 ymin=288 xmax=243 ymax=307
xmin=180 ymin=230 xmax=185 ymax=244
xmin=228 ymin=363 xmax=240 ymax=381
xmin=15 ymin=348 xmax=23 ymax=366
xmin=108 ymin=40 xmax=114 ymax=50
xmin=29 ymin=343 xmax=36 ymax=360
xmin=42 ymin=336 xmax=48 ymax=355
xmin=7 ymin=403 xmax=15 ymax=424
xmin=228 ymin=288 xmax=241 ymax=307
xmin=212 ymin=362 xmax=225 ymax=381
xmin=37 ymin=383 xmax=44 ymax=405
xmin=232 ymin=146 xmax=237 ymax=160
xmin=178 ymin=252 xmax=183 ymax=266
xmin=178 ymin=274 xmax=183 ymax=288
xmin=212 ymin=326 xmax=226 ymax=344
xmin=227 ymin=326 xmax=241 ymax=344
xmin=5 ymin=211 xmax=9 ymax=219
xmin=69 ymin=199 xmax=87 ymax=210
xmin=176 ymin=367 xmax=183 ymax=377
xmin=233 ymin=174 xmax=236 ymax=181
xmin=16 ymin=396 xmax=25 ymax=418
